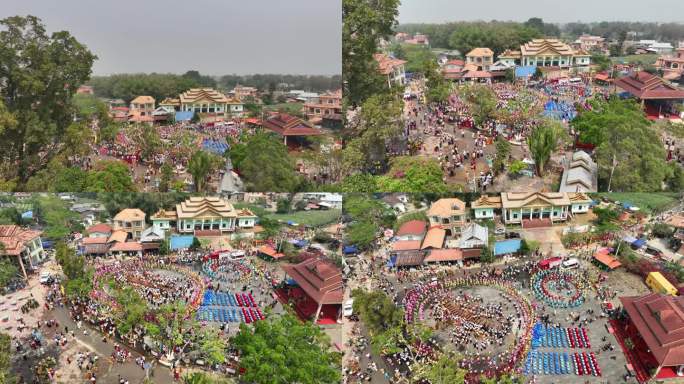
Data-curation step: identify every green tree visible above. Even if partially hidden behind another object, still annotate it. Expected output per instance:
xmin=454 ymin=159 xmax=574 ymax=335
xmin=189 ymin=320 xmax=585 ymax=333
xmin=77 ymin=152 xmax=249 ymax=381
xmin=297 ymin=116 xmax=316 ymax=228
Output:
xmin=238 ymin=133 xmax=302 ymax=192
xmin=0 ymin=333 xmax=14 ymax=384
xmin=416 ymin=353 xmax=467 ymax=384
xmin=159 ymin=163 xmax=174 ymax=192
xmin=375 ymin=157 xmax=448 ymax=193
xmin=0 ymin=260 xmax=19 ymax=288
xmin=460 ymin=84 xmax=497 ymax=127
xmin=346 ymin=220 xmax=378 ymax=250
xmin=493 ymin=137 xmax=511 ymax=174
xmin=351 ymin=289 xmax=403 ymax=335
xmin=231 ymin=314 xmax=341 ymax=384
xmin=199 ymin=328 xmax=227 ymax=365
xmin=188 ymin=150 xmax=216 ymax=193
xmin=35 ymin=197 xmax=80 ymax=240
xmin=527 ymin=120 xmax=563 ymax=177
xmin=0 ymin=16 xmax=97 ymax=182
xmin=342 ymin=0 xmax=400 ymax=106
xmin=85 ymin=160 xmax=136 ymax=192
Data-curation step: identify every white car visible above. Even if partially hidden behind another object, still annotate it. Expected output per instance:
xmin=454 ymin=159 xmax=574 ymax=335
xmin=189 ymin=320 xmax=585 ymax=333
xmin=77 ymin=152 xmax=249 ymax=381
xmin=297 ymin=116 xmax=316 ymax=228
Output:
xmin=343 ymin=299 xmax=354 ymax=317
xmin=39 ymin=272 xmax=52 ymax=284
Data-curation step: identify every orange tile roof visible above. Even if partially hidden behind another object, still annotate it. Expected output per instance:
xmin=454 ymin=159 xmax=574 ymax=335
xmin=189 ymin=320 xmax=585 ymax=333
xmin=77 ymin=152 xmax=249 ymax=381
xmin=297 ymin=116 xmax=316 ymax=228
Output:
xmin=466 ymin=48 xmax=494 ymax=57
xmin=427 ymin=198 xmax=466 ymax=217
xmin=421 ymin=227 xmax=446 ymax=250
xmin=373 ymin=53 xmax=407 ymax=75
xmin=392 ymin=240 xmax=422 ymax=252
xmin=109 ymin=241 xmax=143 ymax=252
xmin=424 ymin=249 xmax=462 ymax=263
xmin=258 ymin=245 xmax=285 ymax=259
xmin=113 ymin=208 xmax=146 ymax=222
xmin=86 ymin=223 xmax=112 ymax=234
xmin=0 ymin=225 xmax=42 ymax=256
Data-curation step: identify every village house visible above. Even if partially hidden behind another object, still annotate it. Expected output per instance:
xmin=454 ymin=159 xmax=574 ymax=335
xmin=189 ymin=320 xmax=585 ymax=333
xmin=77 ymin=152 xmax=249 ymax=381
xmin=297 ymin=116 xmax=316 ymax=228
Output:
xmin=374 ymin=53 xmax=407 ymax=88
xmin=0 ymin=225 xmax=44 ymax=279
xmin=112 ymin=208 xmax=146 ymax=240
xmin=471 ymin=195 xmax=502 ymax=220
xmin=303 ymin=89 xmax=342 ymax=123
xmin=500 ymin=192 xmax=592 ymax=227
xmin=427 ymin=198 xmax=468 ymax=236
xmin=498 ymin=39 xmax=591 ymax=69
xmin=656 ymin=48 xmax=684 ymax=82
xmin=230 ymin=85 xmax=259 ymax=101
xmin=128 ymin=96 xmax=156 ymax=123
xmin=573 ymin=34 xmax=607 ymax=53
xmin=466 ymin=48 xmax=494 ymax=71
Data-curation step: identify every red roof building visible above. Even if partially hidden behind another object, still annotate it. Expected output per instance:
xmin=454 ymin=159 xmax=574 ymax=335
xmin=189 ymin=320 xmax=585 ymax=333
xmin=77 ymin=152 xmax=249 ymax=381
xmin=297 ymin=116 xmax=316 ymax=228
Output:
xmin=614 ymin=71 xmax=684 ymax=100
xmin=0 ymin=225 xmax=44 ymax=279
xmin=396 ymin=220 xmax=427 ymax=239
xmin=280 ymin=257 xmax=343 ymax=323
xmin=261 ymin=113 xmax=322 ymax=146
xmin=618 ymin=293 xmax=684 ymax=380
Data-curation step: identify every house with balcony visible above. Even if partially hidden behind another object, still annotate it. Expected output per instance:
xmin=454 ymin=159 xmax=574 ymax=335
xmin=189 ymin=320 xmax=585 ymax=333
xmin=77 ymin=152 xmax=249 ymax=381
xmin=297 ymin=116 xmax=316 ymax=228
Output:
xmin=0 ymin=225 xmax=44 ymax=280
xmin=466 ymin=48 xmax=494 ymax=71
xmin=112 ymin=208 xmax=146 ymax=240
xmin=427 ymin=198 xmax=468 ymax=237
xmin=374 ymin=53 xmax=407 ymax=88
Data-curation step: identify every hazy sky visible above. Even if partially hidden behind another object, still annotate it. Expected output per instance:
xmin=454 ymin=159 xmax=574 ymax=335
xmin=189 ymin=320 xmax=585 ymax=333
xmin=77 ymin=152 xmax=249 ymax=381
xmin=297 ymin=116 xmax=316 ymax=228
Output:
xmin=399 ymin=0 xmax=684 ymax=24
xmin=2 ymin=0 xmax=341 ymax=76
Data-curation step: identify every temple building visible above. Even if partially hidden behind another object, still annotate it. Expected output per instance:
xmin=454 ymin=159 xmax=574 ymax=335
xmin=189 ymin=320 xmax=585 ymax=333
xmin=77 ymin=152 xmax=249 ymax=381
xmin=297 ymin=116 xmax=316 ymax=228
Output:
xmin=500 ymin=192 xmax=591 ymax=227
xmin=150 ymin=196 xmax=256 ymax=235
xmin=559 ymin=151 xmax=598 ymax=193
xmin=261 ymin=113 xmax=322 ymax=146
xmin=279 ymin=257 xmax=343 ymax=323
xmin=0 ymin=225 xmax=44 ymax=280
xmin=160 ymin=88 xmax=244 ymax=119
xmin=615 ymin=293 xmax=684 ymax=380
xmin=498 ymin=39 xmax=591 ymax=69
xmin=613 ymin=71 xmax=684 ymax=119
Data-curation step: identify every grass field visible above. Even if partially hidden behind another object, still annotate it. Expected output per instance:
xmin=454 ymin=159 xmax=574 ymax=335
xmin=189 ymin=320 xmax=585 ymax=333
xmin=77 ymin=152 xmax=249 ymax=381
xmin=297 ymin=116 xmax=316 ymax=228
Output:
xmin=593 ymin=193 xmax=681 ymax=213
xmin=611 ymin=54 xmax=659 ymax=65
xmin=263 ymin=102 xmax=303 ymax=115
xmin=265 ymin=209 xmax=341 ymax=227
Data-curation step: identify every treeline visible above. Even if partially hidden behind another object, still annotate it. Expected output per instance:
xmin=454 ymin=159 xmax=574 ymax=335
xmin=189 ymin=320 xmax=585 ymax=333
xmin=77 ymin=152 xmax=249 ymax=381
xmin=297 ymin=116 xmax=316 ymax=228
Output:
xmin=89 ymin=72 xmax=341 ymax=103
xmin=88 ymin=71 xmax=216 ymax=103
xmin=397 ymin=20 xmax=684 ymax=52
xmin=397 ymin=20 xmax=545 ymax=56
xmin=218 ymin=74 xmax=342 ymax=93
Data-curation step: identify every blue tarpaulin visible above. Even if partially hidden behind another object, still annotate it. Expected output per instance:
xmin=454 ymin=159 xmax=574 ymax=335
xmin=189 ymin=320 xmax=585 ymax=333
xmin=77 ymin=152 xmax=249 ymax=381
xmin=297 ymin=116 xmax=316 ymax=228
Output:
xmin=293 ymin=240 xmax=308 ymax=248
xmin=622 ymin=202 xmax=634 ymax=209
xmin=170 ymin=235 xmax=195 ymax=250
xmin=622 ymin=235 xmax=638 ymax=244
xmin=515 ymin=65 xmax=536 ymax=78
xmin=21 ymin=210 xmax=33 ymax=219
xmin=41 ymin=240 xmax=54 ymax=249
xmin=343 ymin=245 xmax=358 ymax=255
xmin=202 ymin=139 xmax=229 ymax=155
xmin=494 ymin=239 xmax=522 ymax=256
xmin=387 ymin=255 xmax=397 ymax=268
xmin=631 ymin=238 xmax=647 ymax=249
xmin=175 ymin=111 xmax=194 ymax=121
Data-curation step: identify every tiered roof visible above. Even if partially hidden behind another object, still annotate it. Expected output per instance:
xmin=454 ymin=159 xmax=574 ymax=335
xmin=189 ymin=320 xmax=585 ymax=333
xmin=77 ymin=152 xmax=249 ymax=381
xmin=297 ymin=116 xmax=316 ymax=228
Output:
xmin=0 ymin=225 xmax=41 ymax=256
xmin=614 ymin=71 xmax=684 ymax=100
xmin=179 ymin=88 xmax=240 ymax=104
xmin=521 ymin=39 xmax=575 ymax=56
xmin=620 ymin=293 xmax=684 ymax=366
xmin=501 ymin=192 xmax=571 ymax=208
xmin=262 ymin=113 xmax=322 ymax=137
xmin=281 ymin=258 xmax=343 ymax=305
xmin=471 ymin=195 xmax=502 ymax=209
xmin=176 ymin=197 xmax=238 ymax=219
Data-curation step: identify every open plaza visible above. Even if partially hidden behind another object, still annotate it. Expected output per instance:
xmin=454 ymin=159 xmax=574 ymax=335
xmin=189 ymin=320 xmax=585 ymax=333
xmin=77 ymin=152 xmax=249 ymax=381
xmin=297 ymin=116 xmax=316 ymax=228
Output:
xmin=342 ymin=192 xmax=684 ymax=383
xmin=0 ymin=192 xmax=344 ymax=383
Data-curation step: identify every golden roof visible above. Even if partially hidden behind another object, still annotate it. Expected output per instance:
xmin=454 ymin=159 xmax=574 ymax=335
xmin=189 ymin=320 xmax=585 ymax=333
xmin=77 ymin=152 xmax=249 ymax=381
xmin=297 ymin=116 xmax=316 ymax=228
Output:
xmin=151 ymin=209 xmax=177 ymax=220
xmin=176 ymin=196 xmax=238 ymax=219
xmin=471 ymin=195 xmax=503 ymax=209
xmin=179 ymin=88 xmax=230 ymax=104
xmin=520 ymin=39 xmax=575 ymax=56
xmin=500 ymin=192 xmax=571 ymax=209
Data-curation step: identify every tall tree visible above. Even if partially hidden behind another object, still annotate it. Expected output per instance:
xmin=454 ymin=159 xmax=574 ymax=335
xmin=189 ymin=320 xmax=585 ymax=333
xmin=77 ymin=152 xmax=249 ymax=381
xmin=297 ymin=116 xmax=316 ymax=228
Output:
xmin=237 ymin=133 xmax=302 ymax=192
xmin=527 ymin=120 xmax=563 ymax=177
xmin=342 ymin=0 xmax=401 ymax=106
xmin=0 ymin=16 xmax=97 ymax=182
xmin=231 ymin=314 xmax=341 ymax=384
xmin=188 ymin=150 xmax=215 ymax=192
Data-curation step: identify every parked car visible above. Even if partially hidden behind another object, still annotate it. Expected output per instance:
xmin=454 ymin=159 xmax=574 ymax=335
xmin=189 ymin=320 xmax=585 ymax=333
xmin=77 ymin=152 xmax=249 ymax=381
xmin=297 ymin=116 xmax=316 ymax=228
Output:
xmin=561 ymin=258 xmax=580 ymax=269
xmin=39 ymin=272 xmax=53 ymax=285
xmin=343 ymin=299 xmax=354 ymax=317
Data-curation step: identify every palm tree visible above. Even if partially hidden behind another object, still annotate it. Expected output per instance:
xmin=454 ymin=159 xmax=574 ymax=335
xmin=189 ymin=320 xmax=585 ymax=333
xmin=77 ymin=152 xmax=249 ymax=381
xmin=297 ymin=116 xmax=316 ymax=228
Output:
xmin=527 ymin=120 xmax=562 ymax=177
xmin=188 ymin=150 xmax=212 ymax=192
